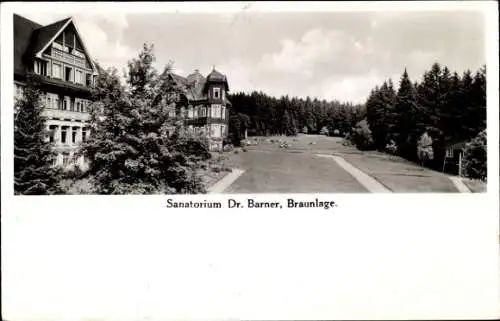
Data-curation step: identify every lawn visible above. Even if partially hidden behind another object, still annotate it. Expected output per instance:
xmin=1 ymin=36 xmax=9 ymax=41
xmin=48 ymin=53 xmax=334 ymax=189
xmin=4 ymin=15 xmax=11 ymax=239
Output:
xmin=237 ymin=134 xmax=461 ymax=193
xmin=461 ymin=178 xmax=487 ymax=193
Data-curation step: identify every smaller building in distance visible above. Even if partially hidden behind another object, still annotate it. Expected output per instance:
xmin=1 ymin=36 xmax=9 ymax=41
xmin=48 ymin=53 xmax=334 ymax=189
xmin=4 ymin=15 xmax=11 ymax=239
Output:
xmin=167 ymin=68 xmax=232 ymax=151
xmin=14 ymin=13 xmax=99 ymax=170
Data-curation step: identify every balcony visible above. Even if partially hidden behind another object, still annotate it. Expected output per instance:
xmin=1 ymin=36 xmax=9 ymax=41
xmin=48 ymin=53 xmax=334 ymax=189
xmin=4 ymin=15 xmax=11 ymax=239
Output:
xmin=52 ymin=47 xmax=87 ymax=69
xmin=42 ymin=108 xmax=90 ymax=122
xmin=29 ymin=73 xmax=92 ymax=98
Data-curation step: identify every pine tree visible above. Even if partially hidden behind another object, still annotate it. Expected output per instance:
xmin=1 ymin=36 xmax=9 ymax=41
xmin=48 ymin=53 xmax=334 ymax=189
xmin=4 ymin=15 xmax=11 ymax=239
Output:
xmin=14 ymin=76 xmax=63 ymax=195
xmin=81 ymin=43 xmax=209 ymax=194
xmin=394 ymin=68 xmax=419 ymax=160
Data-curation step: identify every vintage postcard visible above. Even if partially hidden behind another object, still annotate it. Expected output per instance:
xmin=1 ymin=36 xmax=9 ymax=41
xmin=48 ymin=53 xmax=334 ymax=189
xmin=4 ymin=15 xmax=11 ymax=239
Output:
xmin=1 ymin=1 xmax=499 ymax=321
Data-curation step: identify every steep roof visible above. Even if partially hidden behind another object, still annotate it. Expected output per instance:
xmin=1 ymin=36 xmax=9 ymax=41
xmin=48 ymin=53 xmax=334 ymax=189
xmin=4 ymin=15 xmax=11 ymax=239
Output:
xmin=169 ymin=71 xmax=207 ymax=101
xmin=14 ymin=14 xmax=96 ymax=77
xmin=25 ymin=17 xmax=72 ymax=58
xmin=14 ymin=14 xmax=43 ymax=75
xmin=206 ymin=68 xmax=229 ymax=91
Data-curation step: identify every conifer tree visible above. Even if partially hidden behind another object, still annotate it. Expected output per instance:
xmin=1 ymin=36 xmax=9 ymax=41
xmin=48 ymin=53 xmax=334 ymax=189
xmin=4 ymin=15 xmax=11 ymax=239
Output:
xmin=394 ymin=68 xmax=419 ymax=160
xmin=14 ymin=76 xmax=63 ymax=195
xmin=81 ymin=44 xmax=209 ymax=194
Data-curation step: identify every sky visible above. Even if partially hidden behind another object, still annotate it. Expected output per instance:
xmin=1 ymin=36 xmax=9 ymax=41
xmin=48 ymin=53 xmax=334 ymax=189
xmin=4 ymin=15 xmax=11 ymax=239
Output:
xmin=18 ymin=7 xmax=486 ymax=104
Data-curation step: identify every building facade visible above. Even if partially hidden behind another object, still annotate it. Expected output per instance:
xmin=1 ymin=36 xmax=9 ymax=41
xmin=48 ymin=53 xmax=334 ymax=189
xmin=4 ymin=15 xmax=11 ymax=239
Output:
xmin=167 ymin=68 xmax=231 ymax=151
xmin=15 ymin=13 xmax=231 ymax=171
xmin=14 ymin=14 xmax=98 ymax=169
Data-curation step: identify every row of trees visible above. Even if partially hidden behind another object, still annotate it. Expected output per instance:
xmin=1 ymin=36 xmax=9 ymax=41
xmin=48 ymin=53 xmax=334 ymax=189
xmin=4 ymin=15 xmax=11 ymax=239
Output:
xmin=227 ymin=91 xmax=366 ymax=144
xmin=14 ymin=44 xmax=211 ymax=195
xmin=356 ymin=62 xmax=486 ymax=176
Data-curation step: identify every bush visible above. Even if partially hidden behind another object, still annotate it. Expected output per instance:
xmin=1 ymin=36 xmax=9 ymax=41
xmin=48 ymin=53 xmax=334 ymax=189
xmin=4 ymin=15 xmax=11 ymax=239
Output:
xmin=320 ymin=126 xmax=329 ymax=136
xmin=333 ymin=129 xmax=340 ymax=136
xmin=223 ymin=144 xmax=234 ymax=152
xmin=302 ymin=126 xmax=308 ymax=134
xmin=242 ymin=148 xmax=248 ymax=152
xmin=233 ymin=149 xmax=239 ymax=154
xmin=463 ymin=130 xmax=487 ymax=180
xmin=417 ymin=132 xmax=434 ymax=166
xmin=352 ymin=119 xmax=374 ymax=150
xmin=386 ymin=139 xmax=398 ymax=154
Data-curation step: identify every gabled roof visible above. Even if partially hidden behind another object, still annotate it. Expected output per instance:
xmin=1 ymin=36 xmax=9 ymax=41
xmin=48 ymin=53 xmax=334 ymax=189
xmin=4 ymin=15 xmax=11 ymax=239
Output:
xmin=14 ymin=14 xmax=42 ymax=75
xmin=14 ymin=14 xmax=97 ymax=76
xmin=25 ymin=17 xmax=72 ymax=58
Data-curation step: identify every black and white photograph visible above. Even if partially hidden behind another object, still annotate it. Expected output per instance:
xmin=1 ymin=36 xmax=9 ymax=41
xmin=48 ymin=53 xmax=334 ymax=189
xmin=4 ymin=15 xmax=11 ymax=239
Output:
xmin=1 ymin=2 xmax=499 ymax=321
xmin=10 ymin=2 xmax=489 ymax=195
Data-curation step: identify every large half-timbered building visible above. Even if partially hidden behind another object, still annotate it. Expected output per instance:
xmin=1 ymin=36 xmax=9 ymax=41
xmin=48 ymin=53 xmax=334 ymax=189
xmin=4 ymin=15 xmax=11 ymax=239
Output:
xmin=14 ymin=13 xmax=98 ymax=169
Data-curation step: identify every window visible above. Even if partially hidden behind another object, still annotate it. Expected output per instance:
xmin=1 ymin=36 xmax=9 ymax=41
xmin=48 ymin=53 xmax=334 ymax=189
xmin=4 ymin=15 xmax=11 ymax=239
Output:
xmin=49 ymin=125 xmax=57 ymax=143
xmin=75 ymin=70 xmax=83 ymax=84
xmin=62 ymin=153 xmax=70 ymax=166
xmin=213 ymin=87 xmax=220 ymax=99
xmin=72 ymin=127 xmax=78 ymax=143
xmin=194 ymin=106 xmax=198 ymax=118
xmin=211 ymin=104 xmax=223 ymax=118
xmin=61 ymin=127 xmax=68 ymax=144
xmin=65 ymin=66 xmax=73 ymax=82
xmin=222 ymin=90 xmax=225 ymax=101
xmin=63 ymin=99 xmax=68 ymax=111
xmin=34 ymin=60 xmax=47 ymax=76
xmin=446 ymin=148 xmax=453 ymax=158
xmin=211 ymin=124 xmax=221 ymax=138
xmin=221 ymin=106 xmax=225 ymax=119
xmin=220 ymin=125 xmax=225 ymax=137
xmin=86 ymin=73 xmax=92 ymax=87
xmin=52 ymin=63 xmax=62 ymax=78
xmin=82 ymin=128 xmax=87 ymax=142
xmin=199 ymin=106 xmax=206 ymax=117
xmin=188 ymin=105 xmax=194 ymax=119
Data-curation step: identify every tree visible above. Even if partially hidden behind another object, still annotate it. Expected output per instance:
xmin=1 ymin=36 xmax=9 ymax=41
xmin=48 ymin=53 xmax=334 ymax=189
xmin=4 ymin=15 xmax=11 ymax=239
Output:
xmin=463 ymin=130 xmax=486 ymax=180
xmin=14 ymin=76 xmax=63 ymax=195
xmin=394 ymin=68 xmax=420 ymax=160
xmin=417 ymin=132 xmax=434 ymax=166
xmin=352 ymin=119 xmax=374 ymax=151
xmin=81 ymin=43 xmax=209 ymax=194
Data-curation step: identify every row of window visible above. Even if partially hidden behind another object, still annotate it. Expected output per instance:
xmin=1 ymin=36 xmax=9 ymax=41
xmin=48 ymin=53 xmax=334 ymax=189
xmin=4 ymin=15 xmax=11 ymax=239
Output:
xmin=45 ymin=93 xmax=90 ymax=113
xmin=187 ymin=124 xmax=226 ymax=138
xmin=55 ymin=152 xmax=84 ymax=167
xmin=183 ymin=104 xmax=226 ymax=119
xmin=48 ymin=125 xmax=88 ymax=144
xmin=34 ymin=57 xmax=93 ymax=86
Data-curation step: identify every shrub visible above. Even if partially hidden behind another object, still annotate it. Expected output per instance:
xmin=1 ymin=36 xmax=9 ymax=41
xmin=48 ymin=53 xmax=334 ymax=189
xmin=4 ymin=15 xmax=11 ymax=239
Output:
xmin=386 ymin=139 xmax=398 ymax=154
xmin=417 ymin=132 xmax=434 ymax=166
xmin=320 ymin=126 xmax=329 ymax=136
xmin=302 ymin=126 xmax=308 ymax=134
xmin=333 ymin=129 xmax=340 ymax=136
xmin=463 ymin=130 xmax=487 ymax=180
xmin=242 ymin=148 xmax=248 ymax=152
xmin=223 ymin=144 xmax=234 ymax=152
xmin=352 ymin=119 xmax=374 ymax=150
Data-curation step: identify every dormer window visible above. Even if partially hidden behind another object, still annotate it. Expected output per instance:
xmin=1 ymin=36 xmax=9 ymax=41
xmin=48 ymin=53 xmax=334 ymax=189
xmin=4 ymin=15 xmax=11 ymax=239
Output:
xmin=213 ymin=87 xmax=220 ymax=99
